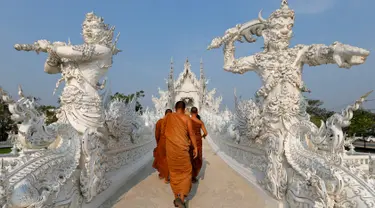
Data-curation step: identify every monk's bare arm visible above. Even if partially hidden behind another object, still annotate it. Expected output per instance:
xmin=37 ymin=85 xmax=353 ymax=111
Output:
xmin=201 ymin=122 xmax=208 ymax=138
xmin=187 ymin=118 xmax=198 ymax=149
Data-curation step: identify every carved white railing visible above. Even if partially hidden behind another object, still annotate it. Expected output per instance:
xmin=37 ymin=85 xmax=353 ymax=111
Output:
xmin=0 ymin=140 xmax=12 ymax=148
xmin=0 ymin=151 xmax=17 ymax=158
xmin=209 ymin=131 xmax=266 ymax=170
xmin=105 ymin=138 xmax=154 ymax=172
xmin=84 ymin=133 xmax=155 ymax=208
xmin=0 ymin=84 xmax=158 ymax=207
xmin=344 ymin=154 xmax=371 ymax=171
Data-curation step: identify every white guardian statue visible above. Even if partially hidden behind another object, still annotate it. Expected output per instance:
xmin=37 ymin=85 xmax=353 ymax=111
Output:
xmin=208 ymin=0 xmax=374 ymax=207
xmin=0 ymin=12 xmax=151 ymax=208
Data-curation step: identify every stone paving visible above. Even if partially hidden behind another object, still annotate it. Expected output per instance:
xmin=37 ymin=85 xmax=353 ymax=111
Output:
xmin=109 ymin=139 xmax=267 ymax=208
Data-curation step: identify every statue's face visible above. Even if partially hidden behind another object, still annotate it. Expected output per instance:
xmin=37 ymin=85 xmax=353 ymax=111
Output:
xmin=264 ymin=16 xmax=294 ymax=51
xmin=82 ymin=28 xmax=103 ymax=44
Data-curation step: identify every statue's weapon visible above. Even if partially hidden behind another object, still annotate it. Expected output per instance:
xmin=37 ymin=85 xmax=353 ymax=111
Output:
xmin=14 ymin=41 xmax=67 ymax=54
xmin=207 ymin=18 xmax=266 ymax=50
xmin=14 ymin=42 xmax=45 ymax=54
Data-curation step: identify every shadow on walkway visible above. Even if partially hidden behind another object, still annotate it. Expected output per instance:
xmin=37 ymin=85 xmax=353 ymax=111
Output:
xmin=185 ymin=158 xmax=210 ymax=207
xmin=100 ymin=159 xmax=156 ymax=208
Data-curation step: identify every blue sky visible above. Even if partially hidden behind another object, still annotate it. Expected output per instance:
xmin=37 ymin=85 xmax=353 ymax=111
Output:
xmin=0 ymin=0 xmax=374 ymax=111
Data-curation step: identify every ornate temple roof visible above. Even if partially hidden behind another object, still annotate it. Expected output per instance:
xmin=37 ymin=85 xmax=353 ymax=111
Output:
xmin=174 ymin=58 xmax=201 ymax=90
xmin=152 ymin=58 xmax=222 ymax=115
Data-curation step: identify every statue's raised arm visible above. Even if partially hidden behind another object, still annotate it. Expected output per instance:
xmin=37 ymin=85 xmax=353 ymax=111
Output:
xmin=208 ymin=0 xmax=370 ymax=104
xmin=14 ymin=12 xmax=121 ymax=75
xmin=207 ymin=19 xmax=265 ymax=74
xmin=38 ymin=40 xmax=112 ymax=61
xmin=208 ymin=0 xmax=370 ymax=76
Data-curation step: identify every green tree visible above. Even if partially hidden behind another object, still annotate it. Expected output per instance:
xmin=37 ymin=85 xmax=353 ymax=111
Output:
xmin=111 ymin=90 xmax=145 ymax=114
xmin=305 ymin=99 xmax=334 ymax=127
xmin=36 ymin=105 xmax=58 ymax=125
xmin=0 ymin=95 xmax=59 ymax=142
xmin=305 ymin=98 xmax=375 ymax=136
xmin=0 ymin=99 xmax=17 ymax=141
xmin=344 ymin=109 xmax=375 ymax=136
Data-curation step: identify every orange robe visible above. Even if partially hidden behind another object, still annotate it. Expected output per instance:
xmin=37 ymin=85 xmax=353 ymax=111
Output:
xmin=153 ymin=118 xmax=169 ymax=179
xmin=152 ymin=119 xmax=162 ymax=170
xmin=190 ymin=120 xmax=203 ymax=178
xmin=164 ymin=113 xmax=192 ymax=197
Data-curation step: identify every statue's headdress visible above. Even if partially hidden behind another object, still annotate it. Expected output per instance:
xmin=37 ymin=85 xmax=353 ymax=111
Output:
xmin=207 ymin=0 xmax=294 ymax=49
xmin=235 ymin=0 xmax=295 ymax=43
xmin=258 ymin=0 xmax=295 ymax=25
xmin=82 ymin=12 xmax=121 ymax=54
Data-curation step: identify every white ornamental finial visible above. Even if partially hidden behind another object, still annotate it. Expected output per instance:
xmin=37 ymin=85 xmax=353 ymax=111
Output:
xmin=183 ymin=57 xmax=191 ymax=74
xmin=18 ymin=85 xmax=24 ymax=98
xmin=281 ymin=0 xmax=288 ymax=8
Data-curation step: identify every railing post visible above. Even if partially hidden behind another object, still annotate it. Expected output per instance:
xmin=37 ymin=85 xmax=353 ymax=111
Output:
xmin=364 ymin=138 xmax=367 ymax=149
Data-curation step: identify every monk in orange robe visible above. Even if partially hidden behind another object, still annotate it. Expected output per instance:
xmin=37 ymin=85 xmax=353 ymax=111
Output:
xmin=189 ymin=107 xmax=208 ymax=183
xmin=164 ymin=101 xmax=198 ymax=208
xmin=153 ymin=109 xmax=172 ymax=183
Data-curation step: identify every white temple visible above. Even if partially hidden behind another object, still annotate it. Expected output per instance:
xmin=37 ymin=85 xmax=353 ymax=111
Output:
xmin=152 ymin=58 xmax=222 ymax=115
xmin=1 ymin=1 xmax=375 ymax=207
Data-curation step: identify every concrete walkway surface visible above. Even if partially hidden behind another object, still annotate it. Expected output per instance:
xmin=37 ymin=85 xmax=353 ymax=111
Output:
xmin=108 ymin=139 xmax=267 ymax=208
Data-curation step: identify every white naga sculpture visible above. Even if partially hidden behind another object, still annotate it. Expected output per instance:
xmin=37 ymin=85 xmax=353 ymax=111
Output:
xmin=208 ymin=0 xmax=374 ymax=207
xmin=0 ymin=87 xmax=83 ymax=208
xmin=151 ymin=88 xmax=170 ymax=116
xmin=0 ymin=12 xmax=147 ymax=208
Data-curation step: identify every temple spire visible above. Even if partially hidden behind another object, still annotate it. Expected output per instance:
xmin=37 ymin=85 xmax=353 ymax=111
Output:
xmin=168 ymin=57 xmax=175 ymax=108
xmin=168 ymin=56 xmax=174 ymax=84
xmin=170 ymin=57 xmax=174 ymax=75
xmin=183 ymin=57 xmax=191 ymax=73
xmin=200 ymin=58 xmax=205 ymax=81
xmin=199 ymin=57 xmax=206 ymax=110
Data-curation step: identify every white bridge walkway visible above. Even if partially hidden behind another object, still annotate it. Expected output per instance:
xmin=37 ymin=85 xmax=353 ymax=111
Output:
xmin=102 ymin=139 xmax=267 ymax=208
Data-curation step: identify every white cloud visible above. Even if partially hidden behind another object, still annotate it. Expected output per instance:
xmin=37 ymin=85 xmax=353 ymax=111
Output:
xmin=287 ymin=0 xmax=337 ymax=14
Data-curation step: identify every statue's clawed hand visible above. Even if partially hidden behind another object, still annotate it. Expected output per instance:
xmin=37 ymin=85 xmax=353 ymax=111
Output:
xmin=36 ymin=40 xmax=51 ymax=51
xmin=207 ymin=24 xmax=242 ymax=50
xmin=225 ymin=24 xmax=243 ymax=42
xmin=332 ymin=42 xmax=370 ymax=69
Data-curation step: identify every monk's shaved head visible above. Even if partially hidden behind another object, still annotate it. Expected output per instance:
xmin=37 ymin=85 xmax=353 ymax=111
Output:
xmin=175 ymin=101 xmax=186 ymax=111
xmin=190 ymin=107 xmax=198 ymax=114
xmin=165 ymin=109 xmax=172 ymax=115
